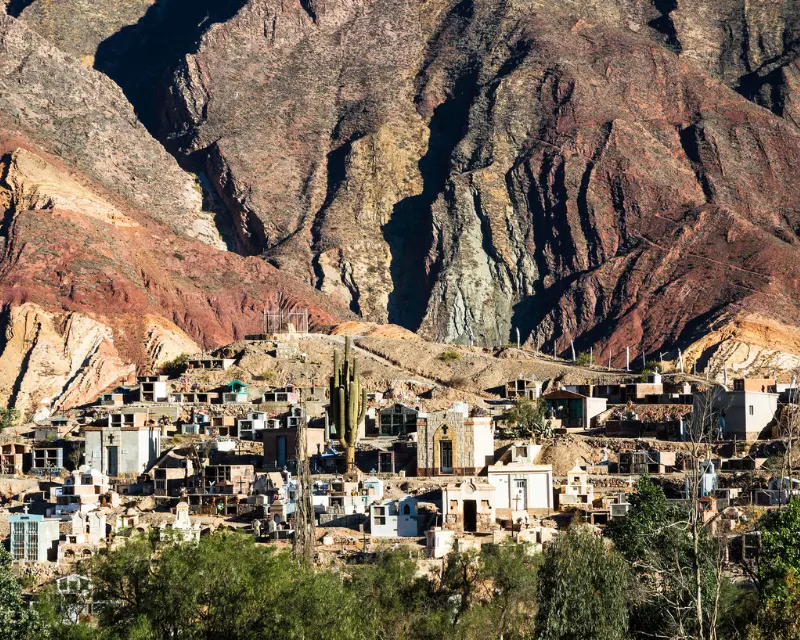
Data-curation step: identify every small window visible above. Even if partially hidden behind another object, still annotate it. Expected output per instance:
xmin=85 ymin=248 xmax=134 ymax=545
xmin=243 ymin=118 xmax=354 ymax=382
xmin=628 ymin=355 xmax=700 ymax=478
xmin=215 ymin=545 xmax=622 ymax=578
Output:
xmin=749 ymin=405 xmax=754 ymax=416
xmin=402 ymin=504 xmax=411 ymax=515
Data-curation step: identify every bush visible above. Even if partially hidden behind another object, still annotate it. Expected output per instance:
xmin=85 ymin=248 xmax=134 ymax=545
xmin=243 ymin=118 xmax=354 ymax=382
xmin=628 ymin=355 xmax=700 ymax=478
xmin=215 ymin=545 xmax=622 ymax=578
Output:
xmin=575 ymin=352 xmax=591 ymax=366
xmin=160 ymin=353 xmax=189 ymax=377
xmin=639 ymin=360 xmax=661 ymax=382
xmin=0 ymin=407 xmax=20 ymax=430
xmin=438 ymin=349 xmax=461 ymax=363
xmin=255 ymin=369 xmax=276 ymax=383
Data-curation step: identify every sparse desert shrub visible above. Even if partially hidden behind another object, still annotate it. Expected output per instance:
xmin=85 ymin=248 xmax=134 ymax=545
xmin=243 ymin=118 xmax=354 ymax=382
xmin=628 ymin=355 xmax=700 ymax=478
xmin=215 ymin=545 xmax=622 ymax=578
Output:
xmin=438 ymin=349 xmax=461 ymax=363
xmin=449 ymin=376 xmax=472 ymax=390
xmin=160 ymin=353 xmax=189 ymax=377
xmin=255 ymin=369 xmax=276 ymax=383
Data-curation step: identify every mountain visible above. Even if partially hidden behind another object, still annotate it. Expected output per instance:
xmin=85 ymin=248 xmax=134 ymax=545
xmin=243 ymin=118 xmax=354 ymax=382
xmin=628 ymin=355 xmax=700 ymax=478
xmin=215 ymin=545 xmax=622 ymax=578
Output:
xmin=2 ymin=0 xmax=800 ymax=415
xmin=160 ymin=0 xmax=800 ymax=363
xmin=0 ymin=13 xmax=348 ymax=417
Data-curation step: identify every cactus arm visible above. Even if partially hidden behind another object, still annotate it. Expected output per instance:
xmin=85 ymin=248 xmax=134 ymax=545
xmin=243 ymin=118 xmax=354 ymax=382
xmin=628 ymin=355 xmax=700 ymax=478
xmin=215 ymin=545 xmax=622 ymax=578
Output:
xmin=358 ymin=386 xmax=367 ymax=425
xmin=337 ymin=387 xmax=346 ymax=447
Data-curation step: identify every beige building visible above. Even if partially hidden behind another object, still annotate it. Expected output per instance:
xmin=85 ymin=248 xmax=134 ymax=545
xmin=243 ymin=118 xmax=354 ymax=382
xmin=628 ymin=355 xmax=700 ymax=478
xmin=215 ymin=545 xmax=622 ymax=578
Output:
xmin=442 ymin=480 xmax=496 ymax=533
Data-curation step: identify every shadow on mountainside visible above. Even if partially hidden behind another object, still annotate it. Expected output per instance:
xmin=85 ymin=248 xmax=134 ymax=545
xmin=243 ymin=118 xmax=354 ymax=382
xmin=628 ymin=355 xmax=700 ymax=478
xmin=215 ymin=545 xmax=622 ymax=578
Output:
xmin=382 ymin=70 xmax=479 ymax=332
xmin=94 ymin=0 xmax=248 ymax=140
xmin=4 ymin=0 xmax=34 ymax=17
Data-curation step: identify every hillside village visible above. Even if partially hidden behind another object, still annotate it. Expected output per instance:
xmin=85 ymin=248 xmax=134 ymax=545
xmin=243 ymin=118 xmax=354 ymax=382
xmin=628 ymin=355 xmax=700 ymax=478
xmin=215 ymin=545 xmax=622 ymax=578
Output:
xmin=1 ymin=317 xmax=796 ymax=604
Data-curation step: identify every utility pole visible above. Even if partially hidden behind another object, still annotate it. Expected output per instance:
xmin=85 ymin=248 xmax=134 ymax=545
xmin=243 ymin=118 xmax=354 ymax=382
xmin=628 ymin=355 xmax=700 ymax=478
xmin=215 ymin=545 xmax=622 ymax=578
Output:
xmin=626 ymin=346 xmax=630 ymax=372
xmin=570 ymin=340 xmax=576 ymax=362
xmin=589 ymin=347 xmax=593 ymax=368
xmin=516 ymin=327 xmax=520 ymax=349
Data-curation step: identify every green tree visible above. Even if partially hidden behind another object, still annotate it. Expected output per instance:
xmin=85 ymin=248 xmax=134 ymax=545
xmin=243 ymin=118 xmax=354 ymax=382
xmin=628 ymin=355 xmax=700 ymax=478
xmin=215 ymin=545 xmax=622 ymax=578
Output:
xmin=606 ymin=475 xmax=668 ymax=561
xmin=758 ymin=498 xmax=800 ymax=604
xmin=347 ymin=549 xmax=434 ymax=639
xmin=536 ymin=527 xmax=630 ymax=640
xmin=747 ymin=499 xmax=800 ymax=639
xmin=477 ymin=540 xmax=540 ymax=640
xmin=502 ymin=399 xmax=552 ymax=440
xmin=0 ymin=407 xmax=20 ymax=431
xmin=82 ymin=530 xmax=370 ymax=640
xmin=607 ymin=475 xmax=742 ymax=640
xmin=0 ymin=547 xmax=39 ymax=640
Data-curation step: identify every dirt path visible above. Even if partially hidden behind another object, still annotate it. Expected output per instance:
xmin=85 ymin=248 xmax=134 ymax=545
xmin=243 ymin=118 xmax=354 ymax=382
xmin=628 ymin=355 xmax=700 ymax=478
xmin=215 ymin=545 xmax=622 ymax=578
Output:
xmin=306 ymin=334 xmax=442 ymax=389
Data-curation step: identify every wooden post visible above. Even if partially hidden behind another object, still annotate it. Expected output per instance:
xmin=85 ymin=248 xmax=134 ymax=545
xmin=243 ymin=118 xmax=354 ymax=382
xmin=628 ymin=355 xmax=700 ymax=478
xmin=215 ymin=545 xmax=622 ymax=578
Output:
xmin=293 ymin=401 xmax=316 ymax=566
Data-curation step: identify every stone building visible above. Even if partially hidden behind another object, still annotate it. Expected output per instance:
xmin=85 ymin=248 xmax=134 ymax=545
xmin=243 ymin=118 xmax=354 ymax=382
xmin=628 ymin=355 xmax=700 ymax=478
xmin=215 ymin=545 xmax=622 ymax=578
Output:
xmin=416 ymin=405 xmax=494 ymax=476
xmin=84 ymin=424 xmax=161 ymax=477
xmin=442 ymin=480 xmax=496 ymax=533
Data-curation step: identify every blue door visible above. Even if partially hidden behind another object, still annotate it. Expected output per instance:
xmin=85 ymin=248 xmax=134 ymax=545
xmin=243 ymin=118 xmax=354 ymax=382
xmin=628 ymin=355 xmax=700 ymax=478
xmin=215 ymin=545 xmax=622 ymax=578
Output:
xmin=277 ymin=436 xmax=287 ymax=467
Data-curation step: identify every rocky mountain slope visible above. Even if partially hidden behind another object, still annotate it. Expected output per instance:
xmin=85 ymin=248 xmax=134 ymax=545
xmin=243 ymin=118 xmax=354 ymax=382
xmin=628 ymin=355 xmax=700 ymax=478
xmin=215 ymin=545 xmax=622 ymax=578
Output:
xmin=158 ymin=0 xmax=800 ymax=362
xmin=1 ymin=0 xmax=800 ymax=413
xmin=0 ymin=14 xmax=349 ymax=416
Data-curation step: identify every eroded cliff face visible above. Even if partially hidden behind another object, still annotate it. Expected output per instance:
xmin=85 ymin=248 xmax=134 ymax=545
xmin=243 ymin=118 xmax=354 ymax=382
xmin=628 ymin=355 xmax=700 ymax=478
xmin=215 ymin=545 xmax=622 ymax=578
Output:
xmin=0 ymin=13 xmax=225 ymax=248
xmin=6 ymin=0 xmax=800 ymax=379
xmin=156 ymin=0 xmax=800 ymax=367
xmin=0 ymin=303 xmax=205 ymax=420
xmin=0 ymin=14 xmax=351 ymax=414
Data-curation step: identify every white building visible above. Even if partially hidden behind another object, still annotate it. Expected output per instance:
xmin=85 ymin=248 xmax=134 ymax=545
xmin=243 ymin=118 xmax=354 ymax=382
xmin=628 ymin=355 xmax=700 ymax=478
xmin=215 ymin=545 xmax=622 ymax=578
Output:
xmin=487 ymin=442 xmax=553 ymax=510
xmin=370 ymin=496 xmax=418 ymax=537
xmin=159 ymin=502 xmax=202 ymax=542
xmin=363 ymin=477 xmax=384 ymax=501
xmin=237 ymin=412 xmax=268 ymax=440
xmin=84 ymin=425 xmax=161 ymax=477
xmin=426 ymin=527 xmax=455 ymax=559
xmin=138 ymin=376 xmax=169 ymax=403
xmin=52 ymin=468 xmax=111 ymax=515
xmin=721 ymin=391 xmax=778 ymax=440
xmin=558 ymin=461 xmax=594 ymax=508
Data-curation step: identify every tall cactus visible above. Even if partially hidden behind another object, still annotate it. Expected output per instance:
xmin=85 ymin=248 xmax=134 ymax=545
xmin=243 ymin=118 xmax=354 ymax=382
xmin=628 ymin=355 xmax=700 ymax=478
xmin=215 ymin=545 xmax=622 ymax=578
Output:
xmin=329 ymin=336 xmax=367 ymax=469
